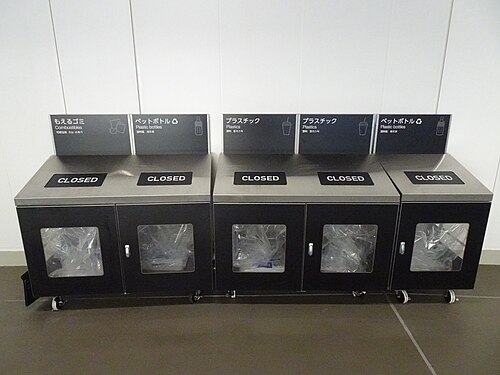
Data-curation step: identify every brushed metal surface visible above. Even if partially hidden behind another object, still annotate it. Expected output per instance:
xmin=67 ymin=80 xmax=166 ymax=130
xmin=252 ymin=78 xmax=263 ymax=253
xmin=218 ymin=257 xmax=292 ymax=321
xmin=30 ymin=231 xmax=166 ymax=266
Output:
xmin=213 ymin=154 xmax=400 ymax=204
xmin=15 ymin=154 xmax=211 ymax=206
xmin=377 ymin=154 xmax=493 ymax=203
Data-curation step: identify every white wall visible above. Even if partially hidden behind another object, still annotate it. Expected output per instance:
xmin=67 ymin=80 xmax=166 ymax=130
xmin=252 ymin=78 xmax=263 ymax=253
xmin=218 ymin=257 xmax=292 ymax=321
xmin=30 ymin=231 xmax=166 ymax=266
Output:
xmin=0 ymin=0 xmax=499 ymax=263
xmin=50 ymin=0 xmax=140 ymax=113
xmin=436 ymin=0 xmax=500 ymax=252
xmin=0 ymin=0 xmax=65 ymax=258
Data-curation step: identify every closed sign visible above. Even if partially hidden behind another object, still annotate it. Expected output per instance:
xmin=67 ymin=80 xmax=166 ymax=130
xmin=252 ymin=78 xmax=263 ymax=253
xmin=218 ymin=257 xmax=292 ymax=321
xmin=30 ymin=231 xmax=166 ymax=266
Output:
xmin=234 ymin=172 xmax=287 ymax=185
xmin=318 ymin=172 xmax=374 ymax=186
xmin=45 ymin=173 xmax=107 ymax=187
xmin=137 ymin=172 xmax=193 ymax=186
xmin=405 ymin=171 xmax=464 ymax=185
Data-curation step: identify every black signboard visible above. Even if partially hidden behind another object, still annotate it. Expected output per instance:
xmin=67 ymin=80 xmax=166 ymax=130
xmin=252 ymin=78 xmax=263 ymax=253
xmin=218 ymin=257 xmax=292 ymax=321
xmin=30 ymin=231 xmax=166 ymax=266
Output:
xmin=299 ymin=114 xmax=373 ymax=154
xmin=223 ymin=114 xmax=295 ymax=154
xmin=137 ymin=172 xmax=193 ymax=186
xmin=405 ymin=171 xmax=464 ymax=185
xmin=132 ymin=114 xmax=208 ymax=155
xmin=45 ymin=173 xmax=107 ymax=188
xmin=234 ymin=172 xmax=287 ymax=185
xmin=376 ymin=114 xmax=451 ymax=154
xmin=318 ymin=172 xmax=374 ymax=186
xmin=51 ymin=114 xmax=131 ymax=156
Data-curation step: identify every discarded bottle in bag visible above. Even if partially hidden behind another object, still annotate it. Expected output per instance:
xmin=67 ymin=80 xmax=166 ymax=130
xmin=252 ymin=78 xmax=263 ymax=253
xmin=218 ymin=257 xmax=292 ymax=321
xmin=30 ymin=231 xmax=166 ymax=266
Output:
xmin=436 ymin=116 xmax=445 ymax=136
xmin=282 ymin=117 xmax=292 ymax=136
xmin=194 ymin=116 xmax=203 ymax=136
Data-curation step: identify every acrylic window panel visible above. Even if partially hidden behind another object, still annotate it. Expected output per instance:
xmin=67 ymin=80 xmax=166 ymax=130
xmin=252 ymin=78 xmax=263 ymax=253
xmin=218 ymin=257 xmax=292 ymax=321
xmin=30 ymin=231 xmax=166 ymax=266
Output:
xmin=41 ymin=227 xmax=104 ymax=278
xmin=320 ymin=224 xmax=378 ymax=273
xmin=137 ymin=224 xmax=195 ymax=274
xmin=410 ymin=223 xmax=469 ymax=272
xmin=232 ymin=224 xmax=286 ymax=273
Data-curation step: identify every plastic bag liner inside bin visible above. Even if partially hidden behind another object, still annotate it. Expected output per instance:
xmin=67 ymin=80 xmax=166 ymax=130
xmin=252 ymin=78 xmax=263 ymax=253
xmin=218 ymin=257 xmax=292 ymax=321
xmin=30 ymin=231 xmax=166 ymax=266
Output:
xmin=138 ymin=224 xmax=194 ymax=273
xmin=410 ymin=223 xmax=469 ymax=272
xmin=232 ymin=224 xmax=286 ymax=273
xmin=321 ymin=224 xmax=378 ymax=273
xmin=41 ymin=227 xmax=104 ymax=278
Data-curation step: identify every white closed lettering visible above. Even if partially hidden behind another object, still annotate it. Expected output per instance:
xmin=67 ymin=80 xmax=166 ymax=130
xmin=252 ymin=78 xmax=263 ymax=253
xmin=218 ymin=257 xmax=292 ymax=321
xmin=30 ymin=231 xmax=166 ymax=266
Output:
xmin=242 ymin=175 xmax=279 ymax=182
xmin=57 ymin=176 xmax=99 ymax=184
xmin=415 ymin=174 xmax=453 ymax=181
xmin=326 ymin=175 xmax=365 ymax=182
xmin=147 ymin=175 xmax=186 ymax=182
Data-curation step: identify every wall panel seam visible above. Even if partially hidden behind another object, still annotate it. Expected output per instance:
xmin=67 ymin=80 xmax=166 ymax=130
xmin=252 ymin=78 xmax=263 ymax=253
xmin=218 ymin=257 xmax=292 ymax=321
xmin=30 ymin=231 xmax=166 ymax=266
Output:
xmin=492 ymin=156 xmax=500 ymax=192
xmin=435 ymin=0 xmax=455 ymax=113
xmin=379 ymin=0 xmax=395 ymax=112
xmin=297 ymin=0 xmax=306 ymax=113
xmin=129 ymin=0 xmax=142 ymax=114
xmin=218 ymin=0 xmax=224 ymax=112
xmin=48 ymin=0 xmax=67 ymax=114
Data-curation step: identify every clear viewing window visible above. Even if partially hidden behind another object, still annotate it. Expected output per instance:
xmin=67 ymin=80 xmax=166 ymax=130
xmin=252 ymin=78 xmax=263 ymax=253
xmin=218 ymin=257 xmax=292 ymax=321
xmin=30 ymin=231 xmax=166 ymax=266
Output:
xmin=410 ymin=223 xmax=469 ymax=272
xmin=232 ymin=224 xmax=286 ymax=273
xmin=320 ymin=224 xmax=378 ymax=273
xmin=137 ymin=224 xmax=195 ymax=274
xmin=41 ymin=227 xmax=104 ymax=278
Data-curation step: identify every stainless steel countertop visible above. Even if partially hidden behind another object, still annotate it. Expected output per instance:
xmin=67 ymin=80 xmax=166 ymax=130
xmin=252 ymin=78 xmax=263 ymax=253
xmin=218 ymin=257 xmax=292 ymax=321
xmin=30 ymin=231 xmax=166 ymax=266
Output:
xmin=213 ymin=154 xmax=400 ymax=204
xmin=377 ymin=154 xmax=493 ymax=203
xmin=15 ymin=154 xmax=212 ymax=206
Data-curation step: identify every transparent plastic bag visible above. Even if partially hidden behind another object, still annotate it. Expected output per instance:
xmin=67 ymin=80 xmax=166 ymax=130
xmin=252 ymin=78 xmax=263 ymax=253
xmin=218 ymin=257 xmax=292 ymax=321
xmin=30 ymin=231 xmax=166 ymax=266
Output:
xmin=41 ymin=227 xmax=104 ymax=278
xmin=411 ymin=223 xmax=469 ymax=272
xmin=232 ymin=224 xmax=286 ymax=273
xmin=320 ymin=224 xmax=378 ymax=273
xmin=137 ymin=224 xmax=194 ymax=273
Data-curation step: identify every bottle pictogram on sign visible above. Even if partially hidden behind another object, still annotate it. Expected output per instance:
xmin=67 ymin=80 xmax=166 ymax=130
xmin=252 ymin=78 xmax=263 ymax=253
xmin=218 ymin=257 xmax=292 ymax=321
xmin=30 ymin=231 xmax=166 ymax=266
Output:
xmin=194 ymin=116 xmax=203 ymax=136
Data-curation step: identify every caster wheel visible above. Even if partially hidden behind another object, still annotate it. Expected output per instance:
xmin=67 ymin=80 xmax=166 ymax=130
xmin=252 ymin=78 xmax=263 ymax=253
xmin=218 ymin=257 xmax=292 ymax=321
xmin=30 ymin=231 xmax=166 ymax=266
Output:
xmin=190 ymin=290 xmax=202 ymax=303
xmin=445 ymin=290 xmax=458 ymax=304
xmin=395 ymin=290 xmax=410 ymax=304
xmin=51 ymin=296 xmax=66 ymax=311
xmin=225 ymin=290 xmax=237 ymax=299
xmin=352 ymin=291 xmax=367 ymax=298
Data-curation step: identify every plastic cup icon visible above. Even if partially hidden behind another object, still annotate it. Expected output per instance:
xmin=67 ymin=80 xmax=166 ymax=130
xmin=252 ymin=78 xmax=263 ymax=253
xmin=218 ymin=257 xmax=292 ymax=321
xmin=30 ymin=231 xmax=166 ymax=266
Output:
xmin=282 ymin=117 xmax=292 ymax=136
xmin=359 ymin=117 xmax=369 ymax=136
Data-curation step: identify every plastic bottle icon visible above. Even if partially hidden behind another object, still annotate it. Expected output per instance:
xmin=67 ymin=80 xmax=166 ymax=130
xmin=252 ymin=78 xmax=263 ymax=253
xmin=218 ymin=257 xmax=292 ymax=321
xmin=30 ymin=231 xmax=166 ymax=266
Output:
xmin=436 ymin=116 xmax=445 ymax=136
xmin=282 ymin=117 xmax=292 ymax=136
xmin=194 ymin=116 xmax=203 ymax=136
xmin=358 ymin=117 xmax=369 ymax=136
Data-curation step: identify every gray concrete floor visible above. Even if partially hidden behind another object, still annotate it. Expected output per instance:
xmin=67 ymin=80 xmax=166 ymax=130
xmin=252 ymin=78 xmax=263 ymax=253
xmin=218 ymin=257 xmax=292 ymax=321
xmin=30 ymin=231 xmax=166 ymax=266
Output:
xmin=0 ymin=266 xmax=498 ymax=374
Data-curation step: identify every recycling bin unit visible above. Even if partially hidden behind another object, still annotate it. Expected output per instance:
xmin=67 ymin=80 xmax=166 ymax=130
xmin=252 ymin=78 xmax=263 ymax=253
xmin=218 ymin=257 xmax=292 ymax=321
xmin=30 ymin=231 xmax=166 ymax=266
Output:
xmin=379 ymin=154 xmax=492 ymax=303
xmin=16 ymin=154 xmax=212 ymax=309
xmin=299 ymin=155 xmax=400 ymax=294
xmin=213 ymin=154 xmax=306 ymax=295
xmin=213 ymin=153 xmax=400 ymax=296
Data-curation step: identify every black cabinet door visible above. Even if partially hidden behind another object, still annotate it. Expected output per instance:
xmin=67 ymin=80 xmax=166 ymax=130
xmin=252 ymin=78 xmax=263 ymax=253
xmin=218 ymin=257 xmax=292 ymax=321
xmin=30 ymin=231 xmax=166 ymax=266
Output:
xmin=214 ymin=204 xmax=305 ymax=291
xmin=391 ymin=202 xmax=491 ymax=290
xmin=117 ymin=204 xmax=212 ymax=294
xmin=17 ymin=206 xmax=123 ymax=297
xmin=303 ymin=204 xmax=398 ymax=291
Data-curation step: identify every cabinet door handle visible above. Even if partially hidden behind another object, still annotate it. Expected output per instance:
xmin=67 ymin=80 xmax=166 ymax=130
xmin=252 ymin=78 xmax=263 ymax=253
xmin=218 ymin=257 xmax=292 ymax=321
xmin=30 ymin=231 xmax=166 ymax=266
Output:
xmin=125 ymin=244 xmax=130 ymax=258
xmin=308 ymin=243 xmax=314 ymax=256
xmin=399 ymin=242 xmax=406 ymax=255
